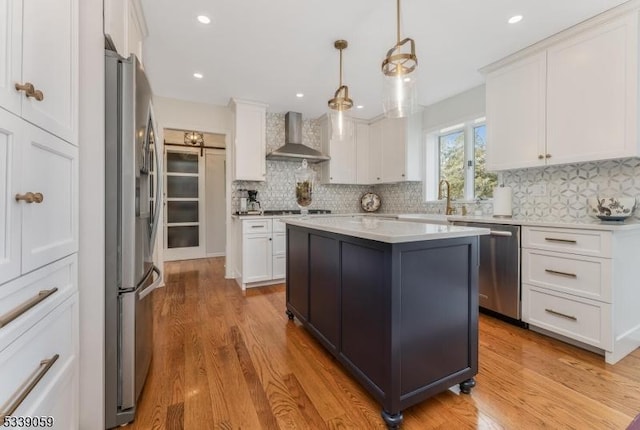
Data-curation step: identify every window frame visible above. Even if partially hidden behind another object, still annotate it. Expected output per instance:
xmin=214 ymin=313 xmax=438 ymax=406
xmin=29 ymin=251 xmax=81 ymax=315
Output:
xmin=424 ymin=117 xmax=490 ymax=203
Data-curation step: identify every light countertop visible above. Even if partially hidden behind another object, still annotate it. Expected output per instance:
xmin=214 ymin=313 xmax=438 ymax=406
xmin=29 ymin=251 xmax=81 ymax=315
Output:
xmin=283 ymin=216 xmax=489 ymax=244
xmin=232 ymin=212 xmax=640 ymax=231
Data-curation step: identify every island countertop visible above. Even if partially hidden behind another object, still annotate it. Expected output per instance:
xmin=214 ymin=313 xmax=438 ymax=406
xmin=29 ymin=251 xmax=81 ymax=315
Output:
xmin=283 ymin=215 xmax=489 ymax=244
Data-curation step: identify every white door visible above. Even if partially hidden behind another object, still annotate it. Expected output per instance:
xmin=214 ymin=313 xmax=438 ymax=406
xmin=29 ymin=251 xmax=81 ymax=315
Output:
xmin=0 ymin=109 xmax=22 ymax=284
xmin=382 ymin=117 xmax=406 ymax=182
xmin=242 ymin=233 xmax=272 ymax=283
xmin=164 ymin=147 xmax=205 ymax=261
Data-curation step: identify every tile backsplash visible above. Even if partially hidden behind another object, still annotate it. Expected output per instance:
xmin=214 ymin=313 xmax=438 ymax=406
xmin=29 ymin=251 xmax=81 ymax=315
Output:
xmin=234 ymin=113 xmax=640 ymax=221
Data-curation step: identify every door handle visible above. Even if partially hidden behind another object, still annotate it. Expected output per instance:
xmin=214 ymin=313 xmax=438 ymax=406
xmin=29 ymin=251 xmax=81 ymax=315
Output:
xmin=489 ymin=230 xmax=512 ymax=237
xmin=15 ymin=192 xmax=44 ymax=204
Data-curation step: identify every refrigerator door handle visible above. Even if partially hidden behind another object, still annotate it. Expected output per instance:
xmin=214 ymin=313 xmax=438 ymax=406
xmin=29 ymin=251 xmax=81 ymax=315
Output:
xmin=139 ymin=265 xmax=162 ymax=300
xmin=148 ymin=103 xmax=163 ymax=254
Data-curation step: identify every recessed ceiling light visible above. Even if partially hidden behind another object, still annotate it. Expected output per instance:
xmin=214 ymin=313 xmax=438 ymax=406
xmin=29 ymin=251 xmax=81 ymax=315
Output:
xmin=356 ymin=105 xmax=364 ymax=109
xmin=193 ymin=72 xmax=203 ymax=79
xmin=197 ymin=15 xmax=211 ymax=24
xmin=508 ymin=15 xmax=523 ymax=24
xmin=296 ymin=93 xmax=304 ymax=98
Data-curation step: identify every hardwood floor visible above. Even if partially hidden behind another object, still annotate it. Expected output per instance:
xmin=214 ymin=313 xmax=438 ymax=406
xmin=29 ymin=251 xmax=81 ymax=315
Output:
xmin=125 ymin=257 xmax=640 ymax=430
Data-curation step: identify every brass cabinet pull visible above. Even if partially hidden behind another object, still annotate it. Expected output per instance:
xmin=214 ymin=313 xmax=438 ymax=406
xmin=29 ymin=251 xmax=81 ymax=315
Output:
xmin=15 ymin=192 xmax=44 ymax=204
xmin=545 ymin=154 xmax=552 ymax=158
xmin=544 ymin=237 xmax=577 ymax=244
xmin=14 ymin=82 xmax=44 ymax=101
xmin=538 ymin=154 xmax=544 ymax=160
xmin=0 ymin=288 xmax=58 ymax=328
xmin=545 ymin=269 xmax=577 ymax=279
xmin=15 ymin=82 xmax=35 ymax=94
xmin=0 ymin=354 xmax=59 ymax=421
xmin=545 ymin=308 xmax=577 ymax=321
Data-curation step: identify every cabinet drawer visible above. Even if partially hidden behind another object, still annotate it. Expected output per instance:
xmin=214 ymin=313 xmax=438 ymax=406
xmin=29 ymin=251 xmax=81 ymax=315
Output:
xmin=0 ymin=255 xmax=77 ymax=351
xmin=0 ymin=294 xmax=78 ymax=420
xmin=523 ymin=227 xmax=611 ymax=257
xmin=522 ymin=249 xmax=611 ymax=302
xmin=522 ymin=285 xmax=612 ymax=350
xmin=242 ymin=219 xmax=271 ymax=234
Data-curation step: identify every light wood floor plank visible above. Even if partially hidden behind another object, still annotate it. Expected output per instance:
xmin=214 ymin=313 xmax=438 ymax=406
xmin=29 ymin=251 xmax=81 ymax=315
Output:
xmin=122 ymin=257 xmax=640 ymax=430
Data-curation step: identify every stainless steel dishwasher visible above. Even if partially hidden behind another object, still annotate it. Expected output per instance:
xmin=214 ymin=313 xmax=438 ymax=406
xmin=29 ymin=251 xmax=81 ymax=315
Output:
xmin=453 ymin=221 xmax=521 ymax=321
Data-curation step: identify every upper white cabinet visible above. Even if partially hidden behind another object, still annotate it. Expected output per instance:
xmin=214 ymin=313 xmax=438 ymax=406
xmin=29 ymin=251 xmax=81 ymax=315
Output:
xmin=319 ymin=115 xmax=357 ymax=184
xmin=355 ymin=122 xmax=370 ymax=185
xmin=104 ymin=0 xmax=146 ymax=60
xmin=230 ymin=99 xmax=267 ymax=182
xmin=0 ymin=0 xmax=78 ymax=144
xmin=546 ymin=15 xmax=636 ymax=165
xmin=484 ymin=7 xmax=640 ymax=171
xmin=485 ymin=53 xmax=547 ymax=170
xmin=368 ymin=113 xmax=422 ymax=183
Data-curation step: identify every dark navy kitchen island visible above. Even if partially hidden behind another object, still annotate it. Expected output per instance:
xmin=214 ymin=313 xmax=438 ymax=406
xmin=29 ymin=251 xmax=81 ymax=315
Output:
xmin=283 ymin=217 xmax=488 ymax=429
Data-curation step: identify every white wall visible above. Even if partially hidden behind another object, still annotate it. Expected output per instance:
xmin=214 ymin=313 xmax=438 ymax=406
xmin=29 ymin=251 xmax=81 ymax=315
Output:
xmin=78 ymin=0 xmax=105 ymax=427
xmin=153 ymin=96 xmax=232 ymax=132
xmin=152 ymin=97 xmax=235 ymax=276
xmin=423 ymin=84 xmax=485 ymax=132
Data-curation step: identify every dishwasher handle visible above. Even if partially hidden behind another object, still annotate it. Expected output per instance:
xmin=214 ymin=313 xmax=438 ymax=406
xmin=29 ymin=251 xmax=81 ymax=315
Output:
xmin=489 ymin=230 xmax=512 ymax=237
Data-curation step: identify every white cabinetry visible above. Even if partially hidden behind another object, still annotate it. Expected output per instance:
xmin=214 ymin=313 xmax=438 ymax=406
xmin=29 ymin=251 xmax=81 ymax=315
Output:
xmin=104 ymin=0 xmax=145 ymax=60
xmin=355 ymin=122 xmax=370 ymax=185
xmin=229 ymin=99 xmax=267 ymax=181
xmin=0 ymin=0 xmax=78 ymax=144
xmin=368 ymin=114 xmax=422 ymax=183
xmin=484 ymin=8 xmax=640 ymax=171
xmin=0 ymin=2 xmax=78 ymax=425
xmin=236 ymin=218 xmax=286 ymax=289
xmin=319 ymin=115 xmax=357 ymax=184
xmin=485 ymin=53 xmax=546 ymax=170
xmin=272 ymin=219 xmax=286 ymax=279
xmin=522 ymin=226 xmax=640 ymax=364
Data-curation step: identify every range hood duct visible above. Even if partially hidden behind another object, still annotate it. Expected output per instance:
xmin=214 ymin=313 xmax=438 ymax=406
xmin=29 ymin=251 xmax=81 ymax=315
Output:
xmin=266 ymin=112 xmax=330 ymax=163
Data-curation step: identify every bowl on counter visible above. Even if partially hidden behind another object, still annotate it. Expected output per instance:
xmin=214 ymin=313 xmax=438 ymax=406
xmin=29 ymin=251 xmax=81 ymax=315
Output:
xmin=587 ymin=196 xmax=636 ymax=221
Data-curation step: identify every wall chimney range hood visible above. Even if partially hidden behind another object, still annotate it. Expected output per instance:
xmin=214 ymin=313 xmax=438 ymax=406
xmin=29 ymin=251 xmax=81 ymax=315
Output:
xmin=266 ymin=112 xmax=330 ymax=163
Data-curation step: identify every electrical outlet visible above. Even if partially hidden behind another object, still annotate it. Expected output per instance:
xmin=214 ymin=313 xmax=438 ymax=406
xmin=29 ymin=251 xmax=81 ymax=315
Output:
xmin=531 ymin=183 xmax=547 ymax=196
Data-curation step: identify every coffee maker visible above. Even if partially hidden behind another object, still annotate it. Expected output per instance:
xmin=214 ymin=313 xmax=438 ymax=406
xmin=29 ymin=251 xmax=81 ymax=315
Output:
xmin=246 ymin=190 xmax=261 ymax=214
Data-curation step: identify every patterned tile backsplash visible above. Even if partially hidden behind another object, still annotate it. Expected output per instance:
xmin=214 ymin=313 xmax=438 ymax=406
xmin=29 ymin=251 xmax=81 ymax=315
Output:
xmin=234 ymin=113 xmax=640 ymax=221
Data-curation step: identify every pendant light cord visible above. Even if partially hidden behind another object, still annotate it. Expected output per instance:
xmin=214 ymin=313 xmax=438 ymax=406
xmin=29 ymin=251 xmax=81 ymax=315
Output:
xmin=396 ymin=0 xmax=401 ymax=45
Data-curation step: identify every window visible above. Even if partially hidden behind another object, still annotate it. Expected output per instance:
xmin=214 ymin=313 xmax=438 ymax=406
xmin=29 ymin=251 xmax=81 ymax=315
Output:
xmin=425 ymin=118 xmax=497 ymax=202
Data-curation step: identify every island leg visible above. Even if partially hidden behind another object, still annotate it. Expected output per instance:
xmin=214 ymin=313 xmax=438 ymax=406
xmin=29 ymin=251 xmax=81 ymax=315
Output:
xmin=381 ymin=410 xmax=403 ymax=429
xmin=285 ymin=309 xmax=295 ymax=320
xmin=459 ymin=378 xmax=476 ymax=394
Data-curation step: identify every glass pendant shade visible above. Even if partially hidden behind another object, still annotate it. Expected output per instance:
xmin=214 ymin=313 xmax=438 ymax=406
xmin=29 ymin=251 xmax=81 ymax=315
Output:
xmin=328 ymin=104 xmax=352 ymax=141
xmin=382 ymin=71 xmax=417 ymax=118
xmin=381 ymin=0 xmax=418 ymax=118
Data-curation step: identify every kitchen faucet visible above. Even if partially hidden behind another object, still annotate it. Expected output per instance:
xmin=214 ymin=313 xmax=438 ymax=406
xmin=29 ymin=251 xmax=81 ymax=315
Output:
xmin=438 ymin=179 xmax=454 ymax=215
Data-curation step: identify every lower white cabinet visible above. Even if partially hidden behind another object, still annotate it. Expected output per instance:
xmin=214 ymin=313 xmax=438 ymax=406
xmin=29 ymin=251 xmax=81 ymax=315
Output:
xmin=522 ymin=226 xmax=640 ymax=364
xmin=235 ymin=218 xmax=287 ymax=289
xmin=0 ymin=292 xmax=78 ymax=426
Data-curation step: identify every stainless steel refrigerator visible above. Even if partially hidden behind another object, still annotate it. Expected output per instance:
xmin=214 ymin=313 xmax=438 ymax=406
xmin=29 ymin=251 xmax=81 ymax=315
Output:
xmin=105 ymin=48 xmax=163 ymax=429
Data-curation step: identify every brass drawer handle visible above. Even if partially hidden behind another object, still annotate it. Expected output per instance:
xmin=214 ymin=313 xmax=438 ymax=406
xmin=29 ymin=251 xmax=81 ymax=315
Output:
xmin=0 ymin=288 xmax=58 ymax=328
xmin=14 ymin=82 xmax=44 ymax=101
xmin=0 ymin=354 xmax=59 ymax=421
xmin=544 ymin=237 xmax=577 ymax=244
xmin=545 ymin=308 xmax=577 ymax=321
xmin=15 ymin=192 xmax=44 ymax=204
xmin=545 ymin=269 xmax=577 ymax=279
xmin=538 ymin=154 xmax=544 ymax=160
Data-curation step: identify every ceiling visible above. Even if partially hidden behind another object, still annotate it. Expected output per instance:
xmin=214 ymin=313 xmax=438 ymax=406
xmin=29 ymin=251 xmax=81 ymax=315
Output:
xmin=140 ymin=0 xmax=629 ymax=121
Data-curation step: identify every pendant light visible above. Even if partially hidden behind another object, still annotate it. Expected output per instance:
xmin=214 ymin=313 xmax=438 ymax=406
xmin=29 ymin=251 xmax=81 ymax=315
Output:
xmin=381 ymin=0 xmax=418 ymax=118
xmin=328 ymin=39 xmax=353 ymax=140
